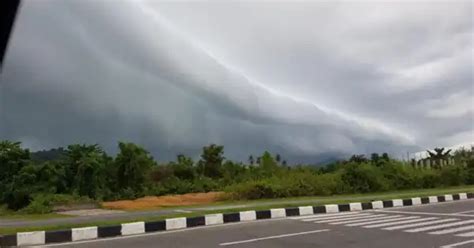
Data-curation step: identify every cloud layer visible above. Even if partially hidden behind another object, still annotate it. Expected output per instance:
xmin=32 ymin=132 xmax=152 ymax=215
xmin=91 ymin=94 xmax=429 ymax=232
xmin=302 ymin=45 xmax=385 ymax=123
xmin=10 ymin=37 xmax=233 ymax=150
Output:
xmin=0 ymin=0 xmax=472 ymax=163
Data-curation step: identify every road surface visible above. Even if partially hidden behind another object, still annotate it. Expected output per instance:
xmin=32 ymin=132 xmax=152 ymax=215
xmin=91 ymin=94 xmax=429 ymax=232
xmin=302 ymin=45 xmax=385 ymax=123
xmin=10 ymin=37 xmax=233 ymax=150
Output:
xmin=44 ymin=199 xmax=474 ymax=248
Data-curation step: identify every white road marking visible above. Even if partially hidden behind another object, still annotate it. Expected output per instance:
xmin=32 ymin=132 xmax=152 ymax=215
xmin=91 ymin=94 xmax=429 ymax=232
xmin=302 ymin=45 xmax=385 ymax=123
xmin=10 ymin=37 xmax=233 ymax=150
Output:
xmin=429 ymin=225 xmax=474 ymax=235
xmin=328 ymin=215 xmax=403 ymax=225
xmin=374 ymin=209 xmax=474 ymax=217
xmin=313 ymin=214 xmax=382 ymax=223
xmin=440 ymin=239 xmax=474 ymax=248
xmin=291 ymin=212 xmax=359 ymax=220
xmin=383 ymin=218 xmax=458 ymax=230
xmin=301 ymin=213 xmax=374 ymax=222
xmin=219 ymin=229 xmax=330 ymax=246
xmin=456 ymin=231 xmax=474 ymax=237
xmin=363 ymin=217 xmax=438 ymax=228
xmin=405 ymin=220 xmax=474 ymax=233
xmin=345 ymin=216 xmax=418 ymax=226
xmin=454 ymin=210 xmax=474 ymax=214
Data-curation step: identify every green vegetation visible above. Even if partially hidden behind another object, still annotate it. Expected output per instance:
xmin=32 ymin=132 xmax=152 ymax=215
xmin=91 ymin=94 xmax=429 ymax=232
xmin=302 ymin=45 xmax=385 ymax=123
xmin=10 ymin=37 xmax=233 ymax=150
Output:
xmin=0 ymin=186 xmax=473 ymax=234
xmin=1 ymin=140 xmax=473 ymax=215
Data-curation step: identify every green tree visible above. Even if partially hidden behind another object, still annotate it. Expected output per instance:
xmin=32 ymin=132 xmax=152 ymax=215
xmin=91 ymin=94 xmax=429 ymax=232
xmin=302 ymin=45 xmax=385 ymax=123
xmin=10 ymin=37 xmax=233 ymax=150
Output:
xmin=427 ymin=147 xmax=452 ymax=160
xmin=198 ymin=144 xmax=225 ymax=178
xmin=427 ymin=147 xmax=452 ymax=168
xmin=349 ymin=154 xmax=368 ymax=163
xmin=171 ymin=154 xmax=196 ymax=180
xmin=465 ymin=157 xmax=474 ymax=184
xmin=453 ymin=146 xmax=473 ymax=166
xmin=341 ymin=162 xmax=388 ymax=193
xmin=248 ymin=155 xmax=254 ymax=165
xmin=261 ymin=152 xmax=277 ymax=170
xmin=222 ymin=160 xmax=247 ymax=183
xmin=115 ymin=142 xmax=155 ymax=196
xmin=63 ymin=144 xmax=110 ymax=198
xmin=0 ymin=141 xmax=31 ymax=205
xmin=5 ymin=161 xmax=68 ymax=210
xmin=275 ymin=154 xmax=281 ymax=163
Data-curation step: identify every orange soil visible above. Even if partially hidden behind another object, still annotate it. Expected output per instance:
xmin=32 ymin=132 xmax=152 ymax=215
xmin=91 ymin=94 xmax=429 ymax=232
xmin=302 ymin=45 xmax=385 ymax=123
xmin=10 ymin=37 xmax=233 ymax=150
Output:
xmin=102 ymin=192 xmax=226 ymax=210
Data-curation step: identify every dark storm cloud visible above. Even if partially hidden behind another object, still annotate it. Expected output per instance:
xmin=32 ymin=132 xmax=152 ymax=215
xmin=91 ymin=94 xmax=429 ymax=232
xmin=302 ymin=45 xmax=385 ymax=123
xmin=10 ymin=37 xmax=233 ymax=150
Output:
xmin=0 ymin=0 xmax=472 ymax=162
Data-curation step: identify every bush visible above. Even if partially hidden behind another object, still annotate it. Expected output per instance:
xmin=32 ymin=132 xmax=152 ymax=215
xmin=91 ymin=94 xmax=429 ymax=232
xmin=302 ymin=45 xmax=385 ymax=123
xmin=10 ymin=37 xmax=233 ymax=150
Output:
xmin=414 ymin=169 xmax=442 ymax=188
xmin=20 ymin=194 xmax=95 ymax=214
xmin=466 ymin=158 xmax=474 ymax=184
xmin=2 ymin=140 xmax=472 ymax=209
xmin=227 ymin=172 xmax=348 ymax=200
xmin=20 ymin=195 xmax=52 ymax=214
xmin=226 ymin=180 xmax=285 ymax=200
xmin=340 ymin=162 xmax=390 ymax=193
xmin=380 ymin=162 xmax=417 ymax=190
xmin=439 ymin=166 xmax=467 ymax=186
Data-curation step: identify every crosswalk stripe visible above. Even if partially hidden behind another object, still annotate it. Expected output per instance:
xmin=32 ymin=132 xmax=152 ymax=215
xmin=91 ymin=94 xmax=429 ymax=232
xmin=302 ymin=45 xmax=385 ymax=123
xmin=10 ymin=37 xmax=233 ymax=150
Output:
xmin=301 ymin=213 xmax=373 ymax=222
xmin=429 ymin=225 xmax=474 ymax=235
xmin=332 ymin=215 xmax=405 ymax=226
xmin=314 ymin=214 xmax=382 ymax=223
xmin=301 ymin=214 xmax=372 ymax=221
xmin=322 ymin=214 xmax=391 ymax=224
xmin=405 ymin=220 xmax=474 ymax=233
xmin=291 ymin=212 xmax=359 ymax=220
xmin=363 ymin=217 xmax=438 ymax=228
xmin=345 ymin=216 xmax=419 ymax=226
xmin=383 ymin=218 xmax=458 ymax=230
xmin=456 ymin=231 xmax=474 ymax=237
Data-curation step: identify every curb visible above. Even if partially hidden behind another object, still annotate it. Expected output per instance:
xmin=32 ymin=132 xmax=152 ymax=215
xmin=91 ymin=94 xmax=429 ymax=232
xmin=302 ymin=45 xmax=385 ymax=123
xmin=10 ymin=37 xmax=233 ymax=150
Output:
xmin=1 ymin=192 xmax=472 ymax=247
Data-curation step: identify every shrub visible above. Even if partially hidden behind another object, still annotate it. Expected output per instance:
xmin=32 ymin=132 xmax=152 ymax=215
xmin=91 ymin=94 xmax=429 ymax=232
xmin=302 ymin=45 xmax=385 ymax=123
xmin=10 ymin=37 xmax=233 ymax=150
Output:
xmin=20 ymin=194 xmax=95 ymax=214
xmin=464 ymin=158 xmax=474 ymax=184
xmin=413 ymin=169 xmax=442 ymax=188
xmin=226 ymin=180 xmax=286 ymax=200
xmin=439 ymin=166 xmax=467 ymax=186
xmin=380 ymin=162 xmax=416 ymax=190
xmin=340 ymin=162 xmax=390 ymax=193
xmin=20 ymin=195 xmax=52 ymax=214
xmin=226 ymin=172 xmax=348 ymax=200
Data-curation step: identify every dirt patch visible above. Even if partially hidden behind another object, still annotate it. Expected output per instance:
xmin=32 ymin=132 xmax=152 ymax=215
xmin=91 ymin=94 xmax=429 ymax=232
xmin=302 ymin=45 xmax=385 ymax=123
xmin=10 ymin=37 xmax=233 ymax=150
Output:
xmin=102 ymin=192 xmax=226 ymax=210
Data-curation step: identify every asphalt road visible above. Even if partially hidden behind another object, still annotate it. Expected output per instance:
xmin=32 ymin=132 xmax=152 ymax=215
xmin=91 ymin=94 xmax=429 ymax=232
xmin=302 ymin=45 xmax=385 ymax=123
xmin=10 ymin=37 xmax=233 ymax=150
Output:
xmin=45 ymin=199 xmax=474 ymax=248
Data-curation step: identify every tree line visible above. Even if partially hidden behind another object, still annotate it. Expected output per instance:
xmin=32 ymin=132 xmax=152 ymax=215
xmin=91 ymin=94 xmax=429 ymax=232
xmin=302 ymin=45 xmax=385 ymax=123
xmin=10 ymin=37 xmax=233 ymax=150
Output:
xmin=1 ymin=140 xmax=473 ymax=213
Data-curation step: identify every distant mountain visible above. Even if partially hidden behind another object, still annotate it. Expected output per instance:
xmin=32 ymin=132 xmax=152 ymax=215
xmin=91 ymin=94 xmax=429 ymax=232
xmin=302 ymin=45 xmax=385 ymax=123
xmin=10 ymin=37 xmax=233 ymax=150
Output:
xmin=30 ymin=147 xmax=66 ymax=162
xmin=281 ymin=151 xmax=348 ymax=167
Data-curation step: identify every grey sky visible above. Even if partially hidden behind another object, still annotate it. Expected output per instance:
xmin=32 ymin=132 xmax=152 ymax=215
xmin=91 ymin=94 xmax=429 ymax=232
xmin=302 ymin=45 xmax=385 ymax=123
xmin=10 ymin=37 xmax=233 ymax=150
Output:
xmin=0 ymin=0 xmax=472 ymax=163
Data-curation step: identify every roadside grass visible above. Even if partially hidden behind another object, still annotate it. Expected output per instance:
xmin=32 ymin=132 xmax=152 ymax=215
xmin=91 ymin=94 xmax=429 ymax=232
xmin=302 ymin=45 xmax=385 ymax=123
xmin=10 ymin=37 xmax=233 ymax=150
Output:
xmin=0 ymin=205 xmax=66 ymax=221
xmin=156 ymin=185 xmax=474 ymax=210
xmin=0 ymin=185 xmax=472 ymax=235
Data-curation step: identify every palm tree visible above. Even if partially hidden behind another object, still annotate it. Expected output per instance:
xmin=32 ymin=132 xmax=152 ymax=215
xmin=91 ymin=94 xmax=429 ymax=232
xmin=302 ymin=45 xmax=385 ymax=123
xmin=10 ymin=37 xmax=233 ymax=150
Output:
xmin=426 ymin=147 xmax=452 ymax=168
xmin=426 ymin=147 xmax=452 ymax=160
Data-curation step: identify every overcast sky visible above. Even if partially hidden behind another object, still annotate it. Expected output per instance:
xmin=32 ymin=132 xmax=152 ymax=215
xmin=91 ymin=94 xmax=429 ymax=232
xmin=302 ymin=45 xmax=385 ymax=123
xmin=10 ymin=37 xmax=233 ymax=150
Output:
xmin=0 ymin=0 xmax=472 ymax=163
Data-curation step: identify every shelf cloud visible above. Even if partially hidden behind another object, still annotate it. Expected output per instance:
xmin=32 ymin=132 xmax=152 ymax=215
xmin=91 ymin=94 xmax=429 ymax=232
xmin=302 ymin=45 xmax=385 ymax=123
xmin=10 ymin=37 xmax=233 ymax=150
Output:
xmin=1 ymin=0 xmax=472 ymax=162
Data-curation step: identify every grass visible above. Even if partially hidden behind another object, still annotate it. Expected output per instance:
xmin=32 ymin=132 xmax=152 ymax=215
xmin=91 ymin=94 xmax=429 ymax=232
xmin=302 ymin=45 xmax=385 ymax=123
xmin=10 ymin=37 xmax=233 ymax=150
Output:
xmin=0 ymin=206 xmax=66 ymax=221
xmin=0 ymin=185 xmax=472 ymax=235
xmin=169 ymin=185 xmax=474 ymax=209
